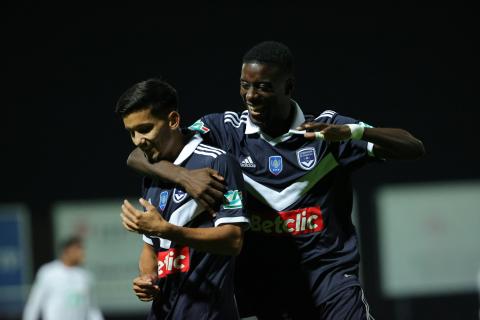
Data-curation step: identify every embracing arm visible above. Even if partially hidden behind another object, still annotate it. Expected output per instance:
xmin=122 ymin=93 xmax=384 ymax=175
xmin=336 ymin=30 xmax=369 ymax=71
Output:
xmin=128 ymin=148 xmax=184 ymax=185
xmin=127 ymin=148 xmax=226 ymax=213
xmin=122 ymin=199 xmax=244 ymax=256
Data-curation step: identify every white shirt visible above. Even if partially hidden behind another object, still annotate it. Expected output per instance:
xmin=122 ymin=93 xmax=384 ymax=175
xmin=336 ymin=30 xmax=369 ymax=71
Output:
xmin=23 ymin=260 xmax=103 ymax=320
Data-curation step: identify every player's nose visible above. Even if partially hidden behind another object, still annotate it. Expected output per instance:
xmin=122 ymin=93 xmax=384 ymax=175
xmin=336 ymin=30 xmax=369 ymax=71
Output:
xmin=245 ymin=86 xmax=257 ymax=102
xmin=133 ymin=132 xmax=146 ymax=147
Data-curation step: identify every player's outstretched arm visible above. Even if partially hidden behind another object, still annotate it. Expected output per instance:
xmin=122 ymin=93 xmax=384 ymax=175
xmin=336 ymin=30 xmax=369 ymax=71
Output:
xmin=361 ymin=127 xmax=425 ymax=159
xmin=121 ymin=199 xmax=243 ymax=256
xmin=299 ymin=123 xmax=425 ymax=160
xmin=127 ymin=148 xmax=227 ymax=214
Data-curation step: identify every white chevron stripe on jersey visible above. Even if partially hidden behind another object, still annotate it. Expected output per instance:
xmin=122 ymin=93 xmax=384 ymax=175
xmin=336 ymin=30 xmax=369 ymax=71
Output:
xmin=149 ymin=199 xmax=205 ymax=249
xmin=197 ymin=144 xmax=226 ymax=155
xmin=242 ymin=153 xmax=338 ymax=211
xmin=315 ymin=110 xmax=337 ymax=120
xmin=193 ymin=150 xmax=220 ymax=158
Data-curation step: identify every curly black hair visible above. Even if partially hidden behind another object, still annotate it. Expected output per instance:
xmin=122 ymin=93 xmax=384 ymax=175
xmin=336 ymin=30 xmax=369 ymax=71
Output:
xmin=243 ymin=41 xmax=294 ymax=75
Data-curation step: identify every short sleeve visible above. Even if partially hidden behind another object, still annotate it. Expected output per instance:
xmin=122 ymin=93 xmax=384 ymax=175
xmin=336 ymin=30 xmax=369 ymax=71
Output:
xmin=188 ymin=113 xmax=231 ymax=150
xmin=210 ymin=153 xmax=249 ymax=227
xmin=320 ymin=113 xmax=377 ymax=170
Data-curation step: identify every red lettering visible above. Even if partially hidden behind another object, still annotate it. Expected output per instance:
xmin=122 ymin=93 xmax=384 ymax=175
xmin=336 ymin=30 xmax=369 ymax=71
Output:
xmin=157 ymin=246 xmax=190 ymax=277
xmin=250 ymin=207 xmax=324 ymax=236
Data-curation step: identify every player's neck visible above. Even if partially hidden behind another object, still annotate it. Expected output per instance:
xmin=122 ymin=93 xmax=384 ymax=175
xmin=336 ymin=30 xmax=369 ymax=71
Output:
xmin=261 ymin=102 xmax=294 ymax=138
xmin=169 ymin=130 xmax=194 ymax=162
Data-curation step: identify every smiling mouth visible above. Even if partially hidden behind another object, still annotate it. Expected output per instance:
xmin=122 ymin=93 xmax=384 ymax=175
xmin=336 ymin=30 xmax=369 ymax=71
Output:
xmin=247 ymin=107 xmax=266 ymax=124
xmin=247 ymin=104 xmax=264 ymax=113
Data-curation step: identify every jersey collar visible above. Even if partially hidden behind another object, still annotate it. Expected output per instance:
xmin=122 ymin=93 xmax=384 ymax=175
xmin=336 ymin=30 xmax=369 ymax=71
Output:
xmin=173 ymin=133 xmax=203 ymax=166
xmin=244 ymin=99 xmax=306 ymax=145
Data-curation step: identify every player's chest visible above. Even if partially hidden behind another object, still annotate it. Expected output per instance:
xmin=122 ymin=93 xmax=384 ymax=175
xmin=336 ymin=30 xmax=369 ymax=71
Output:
xmin=144 ymin=185 xmax=191 ymax=219
xmin=234 ymin=138 xmax=327 ymax=179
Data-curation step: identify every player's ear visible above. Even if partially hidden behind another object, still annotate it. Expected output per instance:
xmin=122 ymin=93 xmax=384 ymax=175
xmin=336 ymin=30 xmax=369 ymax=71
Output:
xmin=285 ymin=77 xmax=295 ymax=96
xmin=168 ymin=111 xmax=181 ymax=129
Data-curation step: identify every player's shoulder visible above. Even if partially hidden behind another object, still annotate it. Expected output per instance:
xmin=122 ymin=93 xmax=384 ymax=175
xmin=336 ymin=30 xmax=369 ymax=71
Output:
xmin=193 ymin=143 xmax=227 ymax=161
xmin=222 ymin=109 xmax=248 ymax=130
xmin=193 ymin=143 xmax=240 ymax=170
xmin=311 ymin=109 xmax=360 ymax=125
xmin=316 ymin=109 xmax=338 ymax=119
xmin=192 ymin=110 xmax=247 ymax=134
xmin=305 ymin=109 xmax=339 ymax=123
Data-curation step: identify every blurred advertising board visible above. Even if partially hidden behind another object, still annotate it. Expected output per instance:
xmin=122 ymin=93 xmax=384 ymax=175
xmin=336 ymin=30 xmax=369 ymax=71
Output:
xmin=0 ymin=204 xmax=32 ymax=317
xmin=377 ymin=181 xmax=480 ymax=297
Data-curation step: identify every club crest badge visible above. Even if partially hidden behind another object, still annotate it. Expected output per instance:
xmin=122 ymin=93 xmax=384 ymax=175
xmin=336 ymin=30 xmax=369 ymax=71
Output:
xmin=173 ymin=188 xmax=188 ymax=204
xmin=296 ymin=147 xmax=317 ymax=170
xmin=159 ymin=191 xmax=169 ymax=211
xmin=268 ymin=156 xmax=283 ymax=175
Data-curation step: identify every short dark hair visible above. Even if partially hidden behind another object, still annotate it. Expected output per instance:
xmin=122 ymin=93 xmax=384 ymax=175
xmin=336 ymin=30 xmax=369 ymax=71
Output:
xmin=243 ymin=41 xmax=294 ymax=75
xmin=59 ymin=236 xmax=83 ymax=252
xmin=115 ymin=78 xmax=178 ymax=118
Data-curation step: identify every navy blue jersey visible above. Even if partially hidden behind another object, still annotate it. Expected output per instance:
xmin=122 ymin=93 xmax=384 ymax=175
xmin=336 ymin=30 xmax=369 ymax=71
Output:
xmin=188 ymin=101 xmax=378 ymax=310
xmin=142 ymin=134 xmax=249 ymax=320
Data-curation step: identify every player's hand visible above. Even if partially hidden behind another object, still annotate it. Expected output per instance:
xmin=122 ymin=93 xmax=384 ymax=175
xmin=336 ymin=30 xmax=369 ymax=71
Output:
xmin=121 ymin=198 xmax=168 ymax=236
xmin=132 ymin=274 xmax=160 ymax=302
xmin=296 ymin=122 xmax=352 ymax=141
xmin=178 ymin=168 xmax=226 ymax=216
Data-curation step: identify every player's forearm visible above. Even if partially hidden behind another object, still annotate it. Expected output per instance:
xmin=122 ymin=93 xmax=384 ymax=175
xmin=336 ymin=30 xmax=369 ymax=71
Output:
xmin=162 ymin=224 xmax=243 ymax=256
xmin=363 ymin=127 xmax=425 ymax=160
xmin=127 ymin=148 xmax=187 ymax=184
xmin=138 ymin=243 xmax=158 ymax=276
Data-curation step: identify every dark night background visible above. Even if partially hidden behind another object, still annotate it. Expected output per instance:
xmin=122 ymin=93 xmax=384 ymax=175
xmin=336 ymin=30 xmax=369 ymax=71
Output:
xmin=1 ymin=3 xmax=477 ymax=319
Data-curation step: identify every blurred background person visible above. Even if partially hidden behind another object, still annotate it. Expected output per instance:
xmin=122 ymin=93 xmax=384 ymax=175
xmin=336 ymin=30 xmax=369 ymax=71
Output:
xmin=22 ymin=236 xmax=103 ymax=320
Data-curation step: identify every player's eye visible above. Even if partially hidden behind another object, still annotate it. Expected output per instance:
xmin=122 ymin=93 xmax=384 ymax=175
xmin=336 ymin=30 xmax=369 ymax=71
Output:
xmin=255 ymin=82 xmax=272 ymax=91
xmin=240 ymin=81 xmax=250 ymax=90
xmin=136 ymin=124 xmax=154 ymax=134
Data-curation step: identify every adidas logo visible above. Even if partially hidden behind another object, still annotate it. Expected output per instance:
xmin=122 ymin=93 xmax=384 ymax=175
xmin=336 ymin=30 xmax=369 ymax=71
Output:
xmin=240 ymin=156 xmax=256 ymax=168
